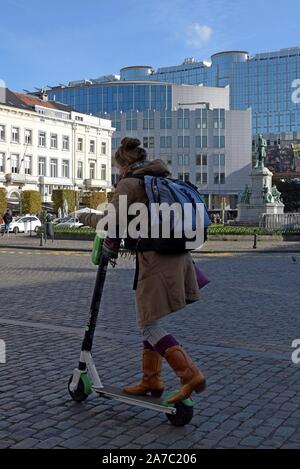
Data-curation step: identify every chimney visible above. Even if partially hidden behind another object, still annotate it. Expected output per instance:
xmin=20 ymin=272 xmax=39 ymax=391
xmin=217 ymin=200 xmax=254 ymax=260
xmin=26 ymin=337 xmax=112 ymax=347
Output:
xmin=0 ymin=79 xmax=6 ymax=104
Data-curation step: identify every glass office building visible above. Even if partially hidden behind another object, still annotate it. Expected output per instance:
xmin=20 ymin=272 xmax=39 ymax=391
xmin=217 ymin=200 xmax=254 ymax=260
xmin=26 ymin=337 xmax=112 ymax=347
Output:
xmin=45 ymin=76 xmax=252 ymax=212
xmin=151 ymin=48 xmax=300 ymax=141
xmin=48 ymin=81 xmax=173 ymax=114
xmin=47 ymin=47 xmax=300 ymax=142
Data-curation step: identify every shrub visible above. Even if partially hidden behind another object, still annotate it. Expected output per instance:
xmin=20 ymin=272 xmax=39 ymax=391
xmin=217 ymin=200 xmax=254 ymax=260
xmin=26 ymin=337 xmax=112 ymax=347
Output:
xmin=0 ymin=187 xmax=7 ymax=215
xmin=82 ymin=191 xmax=107 ymax=209
xmin=20 ymin=190 xmax=41 ymax=215
xmin=53 ymin=226 xmax=96 ymax=234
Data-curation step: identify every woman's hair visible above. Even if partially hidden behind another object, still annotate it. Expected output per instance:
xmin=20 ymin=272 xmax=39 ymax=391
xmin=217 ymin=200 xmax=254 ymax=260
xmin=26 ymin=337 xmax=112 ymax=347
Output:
xmin=115 ymin=137 xmax=147 ymax=166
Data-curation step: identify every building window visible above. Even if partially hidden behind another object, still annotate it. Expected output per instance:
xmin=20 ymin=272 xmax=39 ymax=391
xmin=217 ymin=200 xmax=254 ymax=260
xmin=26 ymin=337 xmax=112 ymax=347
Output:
xmin=77 ymin=137 xmax=83 ymax=151
xmin=126 ymin=111 xmax=138 ymax=131
xmin=101 ymin=164 xmax=106 ymax=180
xmin=50 ymin=159 xmax=58 ymax=178
xmin=77 ymin=161 xmax=83 ymax=179
xmin=0 ymin=152 xmax=5 ymax=172
xmin=213 ymin=154 xmax=225 ymax=166
xmin=101 ymin=142 xmax=107 ymax=154
xmin=196 ymin=154 xmax=207 ymax=166
xmin=89 ymin=162 xmax=95 ymax=179
xmin=50 ymin=133 xmax=58 ymax=149
xmin=143 ymin=111 xmax=154 ymax=130
xmin=195 ymin=118 xmax=207 ymax=129
xmin=177 ymin=109 xmax=190 ymax=129
xmin=90 ymin=140 xmax=95 ymax=153
xmin=38 ymin=157 xmax=46 ymax=176
xmin=0 ymin=125 xmax=5 ymax=141
xmin=178 ymin=136 xmax=190 ymax=148
xmin=62 ymin=160 xmax=69 ymax=178
xmin=160 ymin=136 xmax=172 ymax=148
xmin=24 ymin=155 xmax=31 ymax=175
xmin=24 ymin=129 xmax=32 ymax=145
xmin=213 ymin=136 xmax=225 ymax=148
xmin=39 ymin=131 xmax=46 ymax=147
xmin=178 ymin=172 xmax=190 ymax=182
xmin=177 ymin=154 xmax=190 ymax=165
xmin=11 ymin=154 xmax=19 ymax=173
xmin=196 ymin=172 xmax=208 ymax=185
xmin=75 ymin=115 xmax=83 ymax=121
xmin=62 ymin=135 xmax=70 ymax=150
xmin=112 ymin=137 xmax=121 ymax=149
xmin=214 ymin=172 xmax=225 ymax=184
xmin=160 ymin=111 xmax=172 ymax=129
xmin=11 ymin=127 xmax=20 ymax=143
xmin=195 ymin=136 xmax=207 ymax=148
xmin=143 ymin=137 xmax=154 ymax=148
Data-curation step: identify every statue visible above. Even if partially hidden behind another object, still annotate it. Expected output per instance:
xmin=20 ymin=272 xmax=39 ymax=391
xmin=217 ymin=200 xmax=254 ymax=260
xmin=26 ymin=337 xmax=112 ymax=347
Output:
xmin=254 ymin=134 xmax=267 ymax=169
xmin=262 ymin=184 xmax=273 ymax=203
xmin=240 ymin=184 xmax=251 ymax=204
xmin=271 ymin=185 xmax=282 ymax=203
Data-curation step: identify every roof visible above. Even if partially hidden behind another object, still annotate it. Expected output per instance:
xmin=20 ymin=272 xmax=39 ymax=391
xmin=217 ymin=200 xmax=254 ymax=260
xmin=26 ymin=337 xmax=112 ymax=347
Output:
xmin=1 ymin=88 xmax=74 ymax=113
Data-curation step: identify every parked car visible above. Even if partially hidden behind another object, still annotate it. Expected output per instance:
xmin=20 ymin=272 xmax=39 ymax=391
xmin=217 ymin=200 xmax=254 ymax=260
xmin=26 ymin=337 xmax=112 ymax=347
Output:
xmin=55 ymin=217 xmax=83 ymax=228
xmin=0 ymin=215 xmax=41 ymax=234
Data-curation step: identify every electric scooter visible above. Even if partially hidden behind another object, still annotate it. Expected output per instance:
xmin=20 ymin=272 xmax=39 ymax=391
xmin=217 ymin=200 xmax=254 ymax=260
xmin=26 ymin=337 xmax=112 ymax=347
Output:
xmin=68 ymin=251 xmax=194 ymax=427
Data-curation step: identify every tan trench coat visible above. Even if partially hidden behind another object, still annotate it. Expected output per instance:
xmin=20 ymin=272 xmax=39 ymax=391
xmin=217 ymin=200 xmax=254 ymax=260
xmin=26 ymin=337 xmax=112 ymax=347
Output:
xmin=109 ymin=160 xmax=200 ymax=327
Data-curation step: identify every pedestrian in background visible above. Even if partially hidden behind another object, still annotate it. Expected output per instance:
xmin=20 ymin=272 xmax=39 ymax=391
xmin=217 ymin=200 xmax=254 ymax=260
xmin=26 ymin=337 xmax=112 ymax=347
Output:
xmin=2 ymin=209 xmax=12 ymax=237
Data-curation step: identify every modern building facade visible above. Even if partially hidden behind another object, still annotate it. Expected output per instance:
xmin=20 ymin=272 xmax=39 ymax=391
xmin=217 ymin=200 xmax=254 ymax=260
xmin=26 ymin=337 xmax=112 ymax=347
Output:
xmin=109 ymin=105 xmax=252 ymax=212
xmin=151 ymin=47 xmax=300 ymax=143
xmin=46 ymin=46 xmax=300 ymax=144
xmin=0 ymin=89 xmax=112 ymax=208
xmin=45 ymin=81 xmax=252 ymax=211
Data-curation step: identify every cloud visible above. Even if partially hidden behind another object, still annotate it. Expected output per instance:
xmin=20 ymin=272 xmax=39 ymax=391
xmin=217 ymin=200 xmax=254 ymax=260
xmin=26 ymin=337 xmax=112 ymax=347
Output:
xmin=186 ymin=23 xmax=213 ymax=48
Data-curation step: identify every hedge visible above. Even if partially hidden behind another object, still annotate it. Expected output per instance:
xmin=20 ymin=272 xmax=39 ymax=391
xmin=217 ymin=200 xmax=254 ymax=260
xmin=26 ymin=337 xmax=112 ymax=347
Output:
xmin=20 ymin=190 xmax=41 ymax=215
xmin=82 ymin=191 xmax=107 ymax=209
xmin=0 ymin=187 xmax=7 ymax=215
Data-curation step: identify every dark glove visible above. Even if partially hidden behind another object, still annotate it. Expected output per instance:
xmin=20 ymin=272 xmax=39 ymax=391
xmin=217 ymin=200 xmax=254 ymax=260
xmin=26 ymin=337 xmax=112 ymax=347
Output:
xmin=102 ymin=237 xmax=120 ymax=265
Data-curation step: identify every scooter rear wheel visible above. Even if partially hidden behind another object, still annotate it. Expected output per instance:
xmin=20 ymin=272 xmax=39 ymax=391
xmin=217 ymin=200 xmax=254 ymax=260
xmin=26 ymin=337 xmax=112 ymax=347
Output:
xmin=68 ymin=375 xmax=89 ymax=403
xmin=166 ymin=401 xmax=194 ymax=427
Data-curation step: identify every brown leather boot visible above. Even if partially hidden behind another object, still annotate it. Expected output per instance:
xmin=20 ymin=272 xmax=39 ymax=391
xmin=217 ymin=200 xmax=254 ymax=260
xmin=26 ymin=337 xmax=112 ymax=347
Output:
xmin=164 ymin=345 xmax=206 ymax=404
xmin=123 ymin=349 xmax=164 ymax=397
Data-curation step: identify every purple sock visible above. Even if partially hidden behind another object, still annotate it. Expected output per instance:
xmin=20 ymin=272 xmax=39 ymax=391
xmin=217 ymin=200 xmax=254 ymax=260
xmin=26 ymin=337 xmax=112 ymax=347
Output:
xmin=154 ymin=335 xmax=179 ymax=357
xmin=143 ymin=340 xmax=154 ymax=351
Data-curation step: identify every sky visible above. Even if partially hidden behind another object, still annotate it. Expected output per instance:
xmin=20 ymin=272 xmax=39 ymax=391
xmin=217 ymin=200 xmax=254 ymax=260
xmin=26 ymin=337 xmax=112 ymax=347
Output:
xmin=0 ymin=0 xmax=300 ymax=91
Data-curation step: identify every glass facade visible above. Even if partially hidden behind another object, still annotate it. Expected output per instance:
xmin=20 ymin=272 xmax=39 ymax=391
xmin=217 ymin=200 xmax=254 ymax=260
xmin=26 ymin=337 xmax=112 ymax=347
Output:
xmin=48 ymin=83 xmax=172 ymax=114
xmin=151 ymin=48 xmax=300 ymax=137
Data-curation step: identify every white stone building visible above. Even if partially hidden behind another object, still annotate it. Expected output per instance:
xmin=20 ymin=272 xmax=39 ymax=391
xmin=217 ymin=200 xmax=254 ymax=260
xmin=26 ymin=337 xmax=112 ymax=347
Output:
xmin=0 ymin=89 xmax=113 ymax=210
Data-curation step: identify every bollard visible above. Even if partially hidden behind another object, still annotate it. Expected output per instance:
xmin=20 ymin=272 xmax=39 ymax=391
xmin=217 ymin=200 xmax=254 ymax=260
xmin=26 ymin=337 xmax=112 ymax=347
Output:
xmin=253 ymin=233 xmax=257 ymax=249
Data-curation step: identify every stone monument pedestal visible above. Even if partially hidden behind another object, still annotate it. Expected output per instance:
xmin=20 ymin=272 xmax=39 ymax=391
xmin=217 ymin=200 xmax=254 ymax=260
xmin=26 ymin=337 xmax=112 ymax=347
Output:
xmin=237 ymin=167 xmax=284 ymax=225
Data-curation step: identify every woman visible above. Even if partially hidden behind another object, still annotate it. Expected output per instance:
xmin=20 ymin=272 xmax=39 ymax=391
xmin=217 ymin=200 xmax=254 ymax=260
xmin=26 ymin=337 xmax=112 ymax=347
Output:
xmin=87 ymin=137 xmax=206 ymax=404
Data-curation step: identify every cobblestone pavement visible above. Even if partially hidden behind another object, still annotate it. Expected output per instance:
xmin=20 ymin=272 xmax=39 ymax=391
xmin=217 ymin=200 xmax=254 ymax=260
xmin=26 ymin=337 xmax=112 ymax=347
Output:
xmin=0 ymin=249 xmax=300 ymax=449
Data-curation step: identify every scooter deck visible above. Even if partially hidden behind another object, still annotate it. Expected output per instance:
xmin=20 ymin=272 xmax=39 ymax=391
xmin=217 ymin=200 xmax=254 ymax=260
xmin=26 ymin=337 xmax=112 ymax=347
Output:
xmin=93 ymin=385 xmax=176 ymax=415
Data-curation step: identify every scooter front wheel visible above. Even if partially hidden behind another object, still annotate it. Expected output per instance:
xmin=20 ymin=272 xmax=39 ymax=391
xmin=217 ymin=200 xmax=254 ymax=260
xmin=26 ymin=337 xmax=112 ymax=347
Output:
xmin=68 ymin=374 xmax=90 ymax=403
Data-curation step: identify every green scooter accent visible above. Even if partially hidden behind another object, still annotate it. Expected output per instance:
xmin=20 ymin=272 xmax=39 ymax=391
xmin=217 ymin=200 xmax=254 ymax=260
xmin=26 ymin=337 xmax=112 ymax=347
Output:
xmin=91 ymin=234 xmax=105 ymax=266
xmin=162 ymin=390 xmax=194 ymax=408
xmin=81 ymin=373 xmax=93 ymax=395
